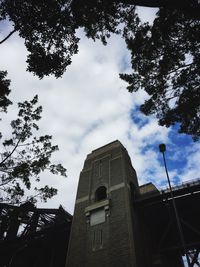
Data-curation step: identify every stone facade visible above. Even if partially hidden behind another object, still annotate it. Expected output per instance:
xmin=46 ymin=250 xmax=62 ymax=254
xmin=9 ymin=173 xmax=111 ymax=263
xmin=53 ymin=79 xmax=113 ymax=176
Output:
xmin=66 ymin=140 xmax=147 ymax=267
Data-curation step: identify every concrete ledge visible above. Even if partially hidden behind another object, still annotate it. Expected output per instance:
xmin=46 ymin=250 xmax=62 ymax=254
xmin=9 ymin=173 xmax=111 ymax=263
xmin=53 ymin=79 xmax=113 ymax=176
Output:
xmin=86 ymin=140 xmax=122 ymax=159
xmin=76 ymin=196 xmax=89 ymax=204
xmin=85 ymin=199 xmax=109 ymax=213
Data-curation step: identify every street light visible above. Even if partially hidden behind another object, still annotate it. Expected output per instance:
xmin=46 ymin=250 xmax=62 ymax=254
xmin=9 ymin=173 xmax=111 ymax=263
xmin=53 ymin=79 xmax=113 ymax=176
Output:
xmin=159 ymin=144 xmax=190 ymax=267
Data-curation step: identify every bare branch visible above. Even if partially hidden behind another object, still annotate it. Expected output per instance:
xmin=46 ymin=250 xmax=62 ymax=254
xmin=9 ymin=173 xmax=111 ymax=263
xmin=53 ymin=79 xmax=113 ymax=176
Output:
xmin=0 ymin=29 xmax=18 ymax=45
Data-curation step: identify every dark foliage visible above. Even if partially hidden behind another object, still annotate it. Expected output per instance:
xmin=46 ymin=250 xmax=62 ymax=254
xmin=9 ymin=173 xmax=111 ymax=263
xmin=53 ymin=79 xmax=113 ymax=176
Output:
xmin=0 ymin=70 xmax=12 ymax=113
xmin=120 ymin=9 xmax=200 ymax=140
xmin=0 ymin=1 xmax=138 ymax=78
xmin=0 ymin=0 xmax=79 ymax=78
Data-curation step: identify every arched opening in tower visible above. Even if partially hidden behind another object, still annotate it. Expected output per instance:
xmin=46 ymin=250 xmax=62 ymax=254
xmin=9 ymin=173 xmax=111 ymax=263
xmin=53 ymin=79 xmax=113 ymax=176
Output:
xmin=95 ymin=186 xmax=107 ymax=201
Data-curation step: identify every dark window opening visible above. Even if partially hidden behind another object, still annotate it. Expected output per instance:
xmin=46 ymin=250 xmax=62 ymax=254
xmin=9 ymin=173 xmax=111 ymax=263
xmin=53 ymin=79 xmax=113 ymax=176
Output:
xmin=95 ymin=186 xmax=107 ymax=201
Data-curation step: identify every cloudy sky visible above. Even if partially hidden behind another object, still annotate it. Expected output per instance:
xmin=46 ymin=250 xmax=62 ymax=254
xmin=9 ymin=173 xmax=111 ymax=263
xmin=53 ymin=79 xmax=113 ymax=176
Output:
xmin=0 ymin=7 xmax=199 ymax=214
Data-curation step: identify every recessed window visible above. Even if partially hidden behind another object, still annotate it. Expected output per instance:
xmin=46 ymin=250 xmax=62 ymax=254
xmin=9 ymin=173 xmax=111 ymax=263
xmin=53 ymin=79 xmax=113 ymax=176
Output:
xmin=95 ymin=186 xmax=107 ymax=202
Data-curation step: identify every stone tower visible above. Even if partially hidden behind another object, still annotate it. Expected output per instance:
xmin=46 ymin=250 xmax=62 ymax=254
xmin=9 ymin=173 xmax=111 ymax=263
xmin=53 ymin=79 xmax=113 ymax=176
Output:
xmin=66 ymin=140 xmax=145 ymax=267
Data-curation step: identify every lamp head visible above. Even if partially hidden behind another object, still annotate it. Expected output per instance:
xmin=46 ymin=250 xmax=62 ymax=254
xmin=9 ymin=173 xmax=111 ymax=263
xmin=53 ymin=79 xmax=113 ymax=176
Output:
xmin=159 ymin=143 xmax=166 ymax=153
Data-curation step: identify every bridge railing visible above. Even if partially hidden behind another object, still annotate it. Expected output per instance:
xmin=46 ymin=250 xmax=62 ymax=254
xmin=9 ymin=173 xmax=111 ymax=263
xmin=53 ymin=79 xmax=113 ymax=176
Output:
xmin=160 ymin=177 xmax=200 ymax=194
xmin=138 ymin=178 xmax=200 ymax=201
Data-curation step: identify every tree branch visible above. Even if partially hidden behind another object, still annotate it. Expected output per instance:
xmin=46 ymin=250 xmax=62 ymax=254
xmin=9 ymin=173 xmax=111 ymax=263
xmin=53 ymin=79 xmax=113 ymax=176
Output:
xmin=0 ymin=179 xmax=12 ymax=187
xmin=167 ymin=63 xmax=194 ymax=75
xmin=0 ymin=29 xmax=18 ymax=45
xmin=0 ymin=137 xmax=22 ymax=167
xmin=0 ymin=169 xmax=12 ymax=174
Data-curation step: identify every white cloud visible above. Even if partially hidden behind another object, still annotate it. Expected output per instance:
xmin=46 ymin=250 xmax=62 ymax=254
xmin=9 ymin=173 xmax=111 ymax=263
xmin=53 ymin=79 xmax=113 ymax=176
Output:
xmin=179 ymin=144 xmax=200 ymax=182
xmin=136 ymin=6 xmax=158 ymax=24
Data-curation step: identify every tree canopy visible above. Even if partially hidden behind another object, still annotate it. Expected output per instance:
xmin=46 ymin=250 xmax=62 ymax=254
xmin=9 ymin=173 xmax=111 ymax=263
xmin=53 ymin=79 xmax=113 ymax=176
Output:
xmin=0 ymin=73 xmax=66 ymax=203
xmin=0 ymin=0 xmax=199 ymax=140
xmin=0 ymin=0 xmax=199 ymax=77
xmin=120 ymin=9 xmax=200 ymax=140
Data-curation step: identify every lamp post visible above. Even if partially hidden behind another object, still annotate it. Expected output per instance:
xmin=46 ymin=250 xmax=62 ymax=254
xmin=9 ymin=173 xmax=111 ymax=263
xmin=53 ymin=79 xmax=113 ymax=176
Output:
xmin=159 ymin=144 xmax=190 ymax=267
